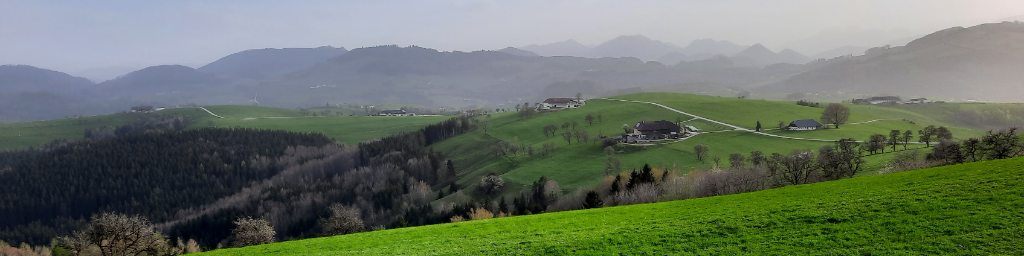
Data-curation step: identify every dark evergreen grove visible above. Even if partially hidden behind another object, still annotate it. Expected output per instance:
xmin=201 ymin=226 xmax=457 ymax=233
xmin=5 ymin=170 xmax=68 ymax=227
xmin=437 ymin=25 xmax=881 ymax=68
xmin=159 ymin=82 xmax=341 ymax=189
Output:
xmin=0 ymin=115 xmax=479 ymax=248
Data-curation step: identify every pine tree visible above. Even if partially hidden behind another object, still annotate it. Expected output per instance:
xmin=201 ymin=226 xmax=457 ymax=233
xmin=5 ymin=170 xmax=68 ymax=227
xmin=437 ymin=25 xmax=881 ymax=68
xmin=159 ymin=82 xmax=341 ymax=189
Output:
xmin=498 ymin=197 xmax=509 ymax=214
xmin=755 ymin=121 xmax=762 ymax=132
xmin=582 ymin=191 xmax=604 ymax=209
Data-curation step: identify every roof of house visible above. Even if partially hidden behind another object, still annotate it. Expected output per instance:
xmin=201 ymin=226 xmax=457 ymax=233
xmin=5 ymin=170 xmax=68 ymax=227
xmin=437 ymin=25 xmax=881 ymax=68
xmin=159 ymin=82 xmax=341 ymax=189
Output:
xmin=381 ymin=110 xmax=406 ymax=114
xmin=635 ymin=120 xmax=681 ymax=132
xmin=543 ymin=98 xmax=577 ymax=104
xmin=868 ymin=96 xmax=901 ymax=101
xmin=789 ymin=119 xmax=823 ymax=128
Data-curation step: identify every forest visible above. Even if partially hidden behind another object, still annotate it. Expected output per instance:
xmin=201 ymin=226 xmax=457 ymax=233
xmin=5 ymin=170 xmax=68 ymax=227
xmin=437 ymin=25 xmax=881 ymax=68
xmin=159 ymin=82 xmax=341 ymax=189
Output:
xmin=0 ymin=114 xmax=478 ymax=249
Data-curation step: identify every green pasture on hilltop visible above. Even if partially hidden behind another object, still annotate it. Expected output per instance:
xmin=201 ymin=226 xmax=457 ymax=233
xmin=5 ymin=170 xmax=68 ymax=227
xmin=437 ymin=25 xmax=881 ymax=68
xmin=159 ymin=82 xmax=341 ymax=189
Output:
xmin=0 ymin=105 xmax=449 ymax=150
xmin=195 ymin=157 xmax=1024 ymax=255
xmin=0 ymin=113 xmax=147 ymax=150
xmin=163 ymin=106 xmax=450 ymax=145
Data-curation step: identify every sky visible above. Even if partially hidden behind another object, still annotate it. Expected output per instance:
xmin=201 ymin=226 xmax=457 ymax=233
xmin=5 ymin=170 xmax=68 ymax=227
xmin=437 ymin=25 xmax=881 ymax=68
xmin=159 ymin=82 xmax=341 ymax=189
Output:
xmin=1 ymin=0 xmax=1021 ymax=77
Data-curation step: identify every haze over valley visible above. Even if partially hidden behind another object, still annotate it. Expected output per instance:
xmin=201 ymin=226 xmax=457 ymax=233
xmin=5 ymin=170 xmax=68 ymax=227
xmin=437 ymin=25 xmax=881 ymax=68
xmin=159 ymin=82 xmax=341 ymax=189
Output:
xmin=3 ymin=1 xmax=1024 ymax=255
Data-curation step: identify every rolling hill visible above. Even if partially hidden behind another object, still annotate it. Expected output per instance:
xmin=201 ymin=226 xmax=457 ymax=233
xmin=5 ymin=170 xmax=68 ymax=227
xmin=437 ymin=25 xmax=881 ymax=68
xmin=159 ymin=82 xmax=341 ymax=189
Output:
xmin=93 ymin=65 xmax=227 ymax=99
xmin=582 ymin=35 xmax=684 ymax=60
xmin=762 ymin=22 xmax=1024 ymax=102
xmin=429 ymin=93 xmax=986 ymax=198
xmin=194 ymin=154 xmax=1024 ymax=255
xmin=198 ymin=46 xmax=348 ymax=81
xmin=0 ymin=65 xmax=93 ymax=93
xmin=521 ymin=39 xmax=591 ymax=57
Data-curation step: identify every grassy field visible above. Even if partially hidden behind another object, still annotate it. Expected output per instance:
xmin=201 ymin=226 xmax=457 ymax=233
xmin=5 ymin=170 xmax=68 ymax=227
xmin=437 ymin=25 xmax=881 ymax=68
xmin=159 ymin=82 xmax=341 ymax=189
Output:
xmin=0 ymin=113 xmax=148 ymax=150
xmin=0 ymin=105 xmax=450 ymax=150
xmin=611 ymin=93 xmax=986 ymax=139
xmin=194 ymin=157 xmax=1024 ymax=255
xmin=433 ymin=93 xmax=982 ymax=194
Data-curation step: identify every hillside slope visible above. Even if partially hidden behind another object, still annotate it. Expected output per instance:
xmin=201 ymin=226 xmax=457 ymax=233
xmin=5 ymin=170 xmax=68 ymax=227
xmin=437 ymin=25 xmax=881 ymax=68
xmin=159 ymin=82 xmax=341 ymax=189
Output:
xmin=196 ymin=156 xmax=1024 ymax=255
xmin=433 ymin=93 xmax=984 ymax=194
xmin=763 ymin=22 xmax=1024 ymax=102
xmin=198 ymin=46 xmax=348 ymax=80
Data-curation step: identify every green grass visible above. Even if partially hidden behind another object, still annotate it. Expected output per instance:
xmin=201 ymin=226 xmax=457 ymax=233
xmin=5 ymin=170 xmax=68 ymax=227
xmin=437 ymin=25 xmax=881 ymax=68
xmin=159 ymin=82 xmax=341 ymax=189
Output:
xmin=163 ymin=106 xmax=450 ymax=145
xmin=0 ymin=113 xmax=148 ymax=150
xmin=0 ymin=105 xmax=450 ymax=150
xmin=611 ymin=92 xmax=987 ymax=139
xmin=434 ymin=93 xmax=986 ymax=194
xmin=194 ymin=157 xmax=1024 ymax=255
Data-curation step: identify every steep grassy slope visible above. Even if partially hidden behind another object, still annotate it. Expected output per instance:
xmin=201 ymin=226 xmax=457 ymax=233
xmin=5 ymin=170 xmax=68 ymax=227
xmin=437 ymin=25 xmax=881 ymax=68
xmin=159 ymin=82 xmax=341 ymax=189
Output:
xmin=196 ymin=157 xmax=1024 ymax=255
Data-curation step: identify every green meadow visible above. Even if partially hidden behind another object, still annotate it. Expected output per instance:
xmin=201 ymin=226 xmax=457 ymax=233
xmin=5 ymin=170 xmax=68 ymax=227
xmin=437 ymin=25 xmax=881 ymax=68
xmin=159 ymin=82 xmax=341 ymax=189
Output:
xmin=0 ymin=105 xmax=449 ymax=150
xmin=433 ymin=93 xmax=985 ymax=194
xmin=195 ymin=156 xmax=1024 ymax=255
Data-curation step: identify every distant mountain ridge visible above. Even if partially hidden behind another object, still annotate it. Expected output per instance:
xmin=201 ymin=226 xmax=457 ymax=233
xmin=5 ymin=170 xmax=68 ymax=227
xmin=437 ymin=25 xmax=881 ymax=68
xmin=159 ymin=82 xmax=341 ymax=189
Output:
xmin=762 ymin=22 xmax=1024 ymax=101
xmin=95 ymin=65 xmax=226 ymax=98
xmin=0 ymin=65 xmax=93 ymax=93
xmin=731 ymin=44 xmax=810 ymax=67
xmin=198 ymin=46 xmax=348 ymax=80
xmin=521 ymin=40 xmax=591 ymax=57
xmin=496 ymin=47 xmax=539 ymax=57
xmin=582 ymin=35 xmax=684 ymax=60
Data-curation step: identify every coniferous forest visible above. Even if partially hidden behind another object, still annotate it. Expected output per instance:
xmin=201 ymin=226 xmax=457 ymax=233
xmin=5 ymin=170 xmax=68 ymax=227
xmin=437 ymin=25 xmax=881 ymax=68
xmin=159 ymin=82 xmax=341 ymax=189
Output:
xmin=0 ymin=115 xmax=479 ymax=248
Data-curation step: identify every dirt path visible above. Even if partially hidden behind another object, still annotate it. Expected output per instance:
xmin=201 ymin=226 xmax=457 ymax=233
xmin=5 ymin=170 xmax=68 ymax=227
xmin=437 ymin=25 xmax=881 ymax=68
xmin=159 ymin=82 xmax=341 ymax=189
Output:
xmin=197 ymin=107 xmax=225 ymax=118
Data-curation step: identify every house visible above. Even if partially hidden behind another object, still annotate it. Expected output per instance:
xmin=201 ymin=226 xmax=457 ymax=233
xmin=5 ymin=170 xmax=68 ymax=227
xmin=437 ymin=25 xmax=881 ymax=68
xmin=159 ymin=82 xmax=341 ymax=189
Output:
xmin=131 ymin=106 xmax=154 ymax=113
xmin=634 ymin=120 xmax=682 ymax=140
xmin=540 ymin=98 xmax=584 ymax=110
xmin=379 ymin=110 xmax=413 ymax=116
xmin=867 ymin=96 xmax=901 ymax=105
xmin=906 ymin=98 xmax=928 ymax=104
xmin=788 ymin=119 xmax=823 ymax=131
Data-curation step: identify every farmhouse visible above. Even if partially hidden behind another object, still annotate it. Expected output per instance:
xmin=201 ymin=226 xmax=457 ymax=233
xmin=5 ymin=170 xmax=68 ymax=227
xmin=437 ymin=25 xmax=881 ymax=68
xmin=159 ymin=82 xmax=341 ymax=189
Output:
xmin=539 ymin=98 xmax=584 ymax=110
xmin=131 ymin=106 xmax=154 ymax=113
xmin=868 ymin=96 xmax=901 ymax=105
xmin=632 ymin=120 xmax=682 ymax=140
xmin=906 ymin=98 xmax=928 ymax=104
xmin=379 ymin=110 xmax=413 ymax=116
xmin=788 ymin=119 xmax=823 ymax=131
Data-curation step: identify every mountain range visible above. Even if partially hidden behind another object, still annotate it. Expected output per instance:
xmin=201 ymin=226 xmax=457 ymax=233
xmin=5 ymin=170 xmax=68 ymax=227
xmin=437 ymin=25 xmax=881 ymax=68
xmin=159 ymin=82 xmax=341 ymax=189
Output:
xmin=761 ymin=22 xmax=1024 ymax=102
xmin=3 ymin=22 xmax=1024 ymax=122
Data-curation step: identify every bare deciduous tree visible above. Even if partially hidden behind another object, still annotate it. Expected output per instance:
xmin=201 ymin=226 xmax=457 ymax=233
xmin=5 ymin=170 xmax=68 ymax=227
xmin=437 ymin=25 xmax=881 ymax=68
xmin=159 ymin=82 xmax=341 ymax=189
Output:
xmin=773 ymin=150 xmax=816 ymax=185
xmin=320 ymin=205 xmax=365 ymax=236
xmin=60 ymin=213 xmax=171 ymax=256
xmin=820 ymin=103 xmax=850 ymax=128
xmin=694 ymin=144 xmax=709 ymax=162
xmin=902 ymin=130 xmax=914 ymax=150
xmin=477 ymin=174 xmax=505 ymax=194
xmin=231 ymin=217 xmax=276 ymax=247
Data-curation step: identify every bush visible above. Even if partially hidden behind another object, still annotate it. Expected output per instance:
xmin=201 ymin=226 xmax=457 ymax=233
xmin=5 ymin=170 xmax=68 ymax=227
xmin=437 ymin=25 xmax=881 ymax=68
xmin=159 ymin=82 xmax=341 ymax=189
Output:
xmin=320 ymin=205 xmax=365 ymax=236
xmin=231 ymin=217 xmax=275 ymax=247
xmin=476 ymin=174 xmax=505 ymax=194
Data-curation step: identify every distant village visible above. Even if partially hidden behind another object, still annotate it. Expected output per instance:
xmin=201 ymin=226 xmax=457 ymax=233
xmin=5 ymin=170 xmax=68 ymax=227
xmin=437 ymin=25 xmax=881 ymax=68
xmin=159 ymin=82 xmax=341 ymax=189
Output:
xmin=851 ymin=96 xmax=935 ymax=105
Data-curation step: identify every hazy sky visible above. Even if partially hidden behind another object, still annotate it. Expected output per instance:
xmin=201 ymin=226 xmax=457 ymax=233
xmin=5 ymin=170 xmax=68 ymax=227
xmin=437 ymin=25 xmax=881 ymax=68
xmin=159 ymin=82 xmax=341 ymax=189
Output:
xmin=2 ymin=0 xmax=1021 ymax=76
